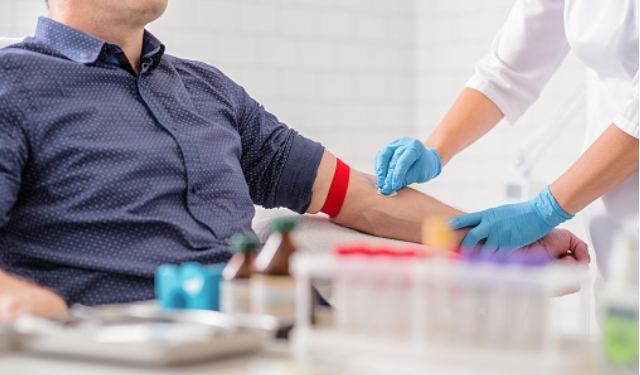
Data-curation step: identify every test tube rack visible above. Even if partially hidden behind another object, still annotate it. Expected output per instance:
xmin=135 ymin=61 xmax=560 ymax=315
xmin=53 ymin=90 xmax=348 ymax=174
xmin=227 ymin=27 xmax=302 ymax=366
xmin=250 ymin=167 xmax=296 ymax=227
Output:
xmin=291 ymin=246 xmax=595 ymax=375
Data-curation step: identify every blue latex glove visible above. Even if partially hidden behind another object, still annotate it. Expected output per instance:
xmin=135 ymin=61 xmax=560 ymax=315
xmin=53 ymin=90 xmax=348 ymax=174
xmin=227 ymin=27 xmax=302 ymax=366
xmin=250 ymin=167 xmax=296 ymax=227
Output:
xmin=374 ymin=136 xmax=442 ymax=195
xmin=448 ymin=186 xmax=574 ymax=256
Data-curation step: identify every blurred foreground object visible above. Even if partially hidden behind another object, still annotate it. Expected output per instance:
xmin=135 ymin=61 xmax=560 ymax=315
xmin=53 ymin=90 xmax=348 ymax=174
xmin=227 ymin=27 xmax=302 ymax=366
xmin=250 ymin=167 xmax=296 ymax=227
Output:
xmin=290 ymin=242 xmax=593 ymax=374
xmin=155 ymin=263 xmax=223 ymax=311
xmin=251 ymin=218 xmax=298 ymax=320
xmin=221 ymin=234 xmax=260 ymax=314
xmin=600 ymin=235 xmax=639 ymax=374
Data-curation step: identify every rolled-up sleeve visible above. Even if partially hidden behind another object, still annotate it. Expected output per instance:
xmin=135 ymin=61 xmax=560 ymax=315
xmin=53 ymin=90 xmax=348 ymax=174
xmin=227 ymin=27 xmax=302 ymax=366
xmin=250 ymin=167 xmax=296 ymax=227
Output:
xmin=613 ymin=71 xmax=639 ymax=138
xmin=236 ymin=88 xmax=324 ymax=214
xmin=465 ymin=0 xmax=570 ymax=125
xmin=0 ymin=57 xmax=28 ymax=227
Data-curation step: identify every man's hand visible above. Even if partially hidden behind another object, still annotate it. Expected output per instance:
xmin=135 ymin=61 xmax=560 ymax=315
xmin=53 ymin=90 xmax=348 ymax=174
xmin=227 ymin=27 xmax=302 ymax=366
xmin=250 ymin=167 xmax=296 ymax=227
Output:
xmin=0 ymin=271 xmax=67 ymax=324
xmin=514 ymin=228 xmax=590 ymax=264
xmin=515 ymin=228 xmax=590 ymax=296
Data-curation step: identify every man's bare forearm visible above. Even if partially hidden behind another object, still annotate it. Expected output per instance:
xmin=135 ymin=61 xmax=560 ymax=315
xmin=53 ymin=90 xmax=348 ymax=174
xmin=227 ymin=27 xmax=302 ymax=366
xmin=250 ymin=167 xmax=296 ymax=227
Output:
xmin=331 ymin=170 xmax=466 ymax=244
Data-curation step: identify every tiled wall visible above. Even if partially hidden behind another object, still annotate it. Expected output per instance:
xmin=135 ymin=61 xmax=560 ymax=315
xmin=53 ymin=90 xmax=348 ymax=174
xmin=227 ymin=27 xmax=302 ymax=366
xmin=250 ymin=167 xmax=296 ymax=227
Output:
xmin=0 ymin=0 xmax=44 ymax=37
xmin=150 ymin=0 xmax=418 ymax=172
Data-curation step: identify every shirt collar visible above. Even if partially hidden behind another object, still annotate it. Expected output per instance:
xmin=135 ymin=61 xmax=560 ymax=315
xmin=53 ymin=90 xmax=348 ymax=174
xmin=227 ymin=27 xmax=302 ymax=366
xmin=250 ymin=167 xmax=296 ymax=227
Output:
xmin=139 ymin=31 xmax=165 ymax=71
xmin=34 ymin=16 xmax=165 ymax=69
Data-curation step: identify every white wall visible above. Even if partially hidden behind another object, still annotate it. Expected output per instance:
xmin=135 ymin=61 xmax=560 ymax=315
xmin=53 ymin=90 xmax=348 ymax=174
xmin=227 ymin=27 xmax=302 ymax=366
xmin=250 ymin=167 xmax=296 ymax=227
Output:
xmin=150 ymin=0 xmax=417 ymax=172
xmin=0 ymin=0 xmax=46 ymax=37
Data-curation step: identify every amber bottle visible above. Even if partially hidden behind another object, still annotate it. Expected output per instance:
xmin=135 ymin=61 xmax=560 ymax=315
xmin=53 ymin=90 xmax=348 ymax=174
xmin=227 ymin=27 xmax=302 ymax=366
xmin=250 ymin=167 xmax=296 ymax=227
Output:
xmin=220 ymin=233 xmax=259 ymax=314
xmin=250 ymin=218 xmax=298 ymax=319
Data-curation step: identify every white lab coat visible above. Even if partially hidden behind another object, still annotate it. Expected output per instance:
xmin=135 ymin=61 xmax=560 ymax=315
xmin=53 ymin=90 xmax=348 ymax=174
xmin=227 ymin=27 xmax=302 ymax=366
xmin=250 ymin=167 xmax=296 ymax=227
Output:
xmin=465 ymin=0 xmax=639 ymax=278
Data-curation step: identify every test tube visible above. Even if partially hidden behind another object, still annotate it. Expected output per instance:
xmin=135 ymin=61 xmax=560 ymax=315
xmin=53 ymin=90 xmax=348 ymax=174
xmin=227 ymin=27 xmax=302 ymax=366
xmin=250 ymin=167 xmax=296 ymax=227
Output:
xmin=506 ymin=253 xmax=535 ymax=349
xmin=454 ymin=254 xmax=483 ymax=346
xmin=421 ymin=255 xmax=437 ymax=343
xmin=333 ymin=246 xmax=352 ymax=332
xmin=411 ymin=252 xmax=430 ymax=345
xmin=492 ymin=254 xmax=518 ymax=348
xmin=523 ymin=254 xmax=550 ymax=351
xmin=431 ymin=255 xmax=458 ymax=344
xmin=437 ymin=253 xmax=469 ymax=346
xmin=477 ymin=256 xmax=508 ymax=348
xmin=368 ymin=247 xmax=396 ymax=337
xmin=346 ymin=245 xmax=369 ymax=334
xmin=386 ymin=249 xmax=419 ymax=340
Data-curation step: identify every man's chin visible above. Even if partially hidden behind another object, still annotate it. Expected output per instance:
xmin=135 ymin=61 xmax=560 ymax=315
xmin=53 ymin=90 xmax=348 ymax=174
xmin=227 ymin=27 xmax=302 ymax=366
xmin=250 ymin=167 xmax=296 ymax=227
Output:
xmin=124 ymin=0 xmax=169 ymax=25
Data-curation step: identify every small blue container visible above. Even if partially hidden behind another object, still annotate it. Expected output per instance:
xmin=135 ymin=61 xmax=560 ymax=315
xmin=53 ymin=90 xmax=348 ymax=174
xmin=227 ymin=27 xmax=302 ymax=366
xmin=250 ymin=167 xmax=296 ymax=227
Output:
xmin=155 ymin=263 xmax=224 ymax=311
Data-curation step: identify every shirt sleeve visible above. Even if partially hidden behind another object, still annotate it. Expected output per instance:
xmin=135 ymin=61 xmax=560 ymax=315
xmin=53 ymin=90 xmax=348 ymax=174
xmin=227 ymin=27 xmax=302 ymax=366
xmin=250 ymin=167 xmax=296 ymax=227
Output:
xmin=465 ymin=0 xmax=571 ymax=125
xmin=235 ymin=88 xmax=325 ymax=214
xmin=0 ymin=56 xmax=29 ymax=227
xmin=613 ymin=71 xmax=639 ymax=138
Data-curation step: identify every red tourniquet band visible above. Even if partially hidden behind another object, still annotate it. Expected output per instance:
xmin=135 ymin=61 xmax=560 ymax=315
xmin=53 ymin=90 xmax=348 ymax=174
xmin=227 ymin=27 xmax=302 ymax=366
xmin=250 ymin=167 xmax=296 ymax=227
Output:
xmin=320 ymin=158 xmax=350 ymax=217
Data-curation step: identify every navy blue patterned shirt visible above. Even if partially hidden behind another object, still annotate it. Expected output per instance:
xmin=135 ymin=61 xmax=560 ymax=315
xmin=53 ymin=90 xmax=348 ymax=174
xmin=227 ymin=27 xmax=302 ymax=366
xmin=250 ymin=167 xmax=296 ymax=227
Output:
xmin=0 ymin=17 xmax=324 ymax=306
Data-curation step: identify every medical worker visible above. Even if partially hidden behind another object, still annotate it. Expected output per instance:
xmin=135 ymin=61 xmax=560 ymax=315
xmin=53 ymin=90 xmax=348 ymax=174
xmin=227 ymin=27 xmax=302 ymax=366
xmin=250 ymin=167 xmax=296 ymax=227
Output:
xmin=375 ymin=0 xmax=638 ymax=274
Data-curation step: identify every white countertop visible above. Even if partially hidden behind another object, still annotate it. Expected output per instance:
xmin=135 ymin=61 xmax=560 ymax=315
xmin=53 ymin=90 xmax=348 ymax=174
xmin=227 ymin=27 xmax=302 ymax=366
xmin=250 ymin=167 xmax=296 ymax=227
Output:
xmin=0 ymin=339 xmax=605 ymax=375
xmin=0 ymin=342 xmax=345 ymax=375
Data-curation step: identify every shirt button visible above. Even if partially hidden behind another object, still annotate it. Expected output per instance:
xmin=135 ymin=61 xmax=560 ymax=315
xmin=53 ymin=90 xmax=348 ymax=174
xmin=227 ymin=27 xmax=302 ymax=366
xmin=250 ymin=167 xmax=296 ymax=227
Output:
xmin=191 ymin=184 xmax=201 ymax=194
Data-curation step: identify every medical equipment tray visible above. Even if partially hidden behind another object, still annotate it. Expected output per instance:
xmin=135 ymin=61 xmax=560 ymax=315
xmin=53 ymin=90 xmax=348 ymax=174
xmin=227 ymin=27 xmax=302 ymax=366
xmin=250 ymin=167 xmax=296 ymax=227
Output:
xmin=0 ymin=327 xmax=16 ymax=354
xmin=13 ymin=302 xmax=286 ymax=365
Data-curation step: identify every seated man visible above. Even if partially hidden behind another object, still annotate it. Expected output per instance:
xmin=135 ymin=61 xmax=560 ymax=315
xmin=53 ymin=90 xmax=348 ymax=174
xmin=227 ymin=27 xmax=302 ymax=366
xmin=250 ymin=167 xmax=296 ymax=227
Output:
xmin=0 ymin=0 xmax=589 ymax=323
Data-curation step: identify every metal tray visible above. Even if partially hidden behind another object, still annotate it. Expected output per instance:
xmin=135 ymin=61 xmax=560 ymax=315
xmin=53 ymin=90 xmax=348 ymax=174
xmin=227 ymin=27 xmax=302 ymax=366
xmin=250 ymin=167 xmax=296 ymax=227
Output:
xmin=13 ymin=303 xmax=288 ymax=365
xmin=0 ymin=327 xmax=16 ymax=354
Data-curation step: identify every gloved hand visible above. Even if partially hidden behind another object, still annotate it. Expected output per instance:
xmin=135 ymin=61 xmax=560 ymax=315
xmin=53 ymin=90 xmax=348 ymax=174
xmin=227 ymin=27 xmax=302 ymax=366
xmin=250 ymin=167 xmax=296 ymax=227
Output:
xmin=374 ymin=136 xmax=442 ymax=195
xmin=448 ymin=186 xmax=574 ymax=256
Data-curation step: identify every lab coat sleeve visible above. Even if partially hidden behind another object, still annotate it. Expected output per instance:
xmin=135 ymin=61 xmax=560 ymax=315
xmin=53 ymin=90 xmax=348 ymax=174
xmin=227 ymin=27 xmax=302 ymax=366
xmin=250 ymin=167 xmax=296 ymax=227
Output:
xmin=465 ymin=0 xmax=571 ymax=125
xmin=612 ymin=71 xmax=639 ymax=138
